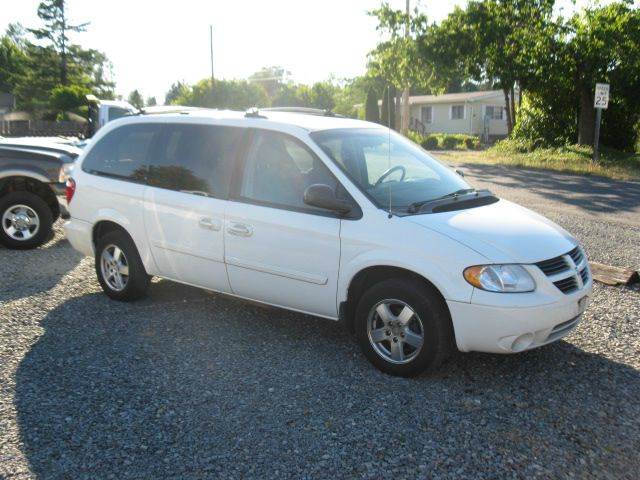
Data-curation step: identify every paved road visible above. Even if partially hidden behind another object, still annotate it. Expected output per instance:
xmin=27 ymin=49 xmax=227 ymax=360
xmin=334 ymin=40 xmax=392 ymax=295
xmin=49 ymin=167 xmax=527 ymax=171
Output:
xmin=1 ymin=166 xmax=639 ymax=479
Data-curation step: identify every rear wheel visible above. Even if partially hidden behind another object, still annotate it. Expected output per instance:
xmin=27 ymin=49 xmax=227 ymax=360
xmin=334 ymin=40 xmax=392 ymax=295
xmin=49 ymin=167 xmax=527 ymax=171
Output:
xmin=355 ymin=277 xmax=453 ymax=377
xmin=0 ymin=191 xmax=53 ymax=249
xmin=95 ymin=230 xmax=150 ymax=301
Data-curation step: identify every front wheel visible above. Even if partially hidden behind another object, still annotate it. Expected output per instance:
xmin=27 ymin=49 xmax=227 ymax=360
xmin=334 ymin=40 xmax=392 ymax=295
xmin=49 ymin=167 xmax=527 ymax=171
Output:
xmin=95 ymin=230 xmax=150 ymax=301
xmin=355 ymin=278 xmax=454 ymax=377
xmin=0 ymin=191 xmax=53 ymax=249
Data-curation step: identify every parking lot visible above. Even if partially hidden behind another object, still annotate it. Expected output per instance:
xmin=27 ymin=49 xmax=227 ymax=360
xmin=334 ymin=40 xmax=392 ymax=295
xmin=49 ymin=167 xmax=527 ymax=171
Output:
xmin=1 ymin=164 xmax=639 ymax=479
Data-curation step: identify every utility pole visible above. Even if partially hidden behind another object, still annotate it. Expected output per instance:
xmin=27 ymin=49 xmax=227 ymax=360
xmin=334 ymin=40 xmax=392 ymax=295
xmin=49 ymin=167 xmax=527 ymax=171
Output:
xmin=401 ymin=0 xmax=411 ymax=135
xmin=209 ymin=25 xmax=215 ymax=84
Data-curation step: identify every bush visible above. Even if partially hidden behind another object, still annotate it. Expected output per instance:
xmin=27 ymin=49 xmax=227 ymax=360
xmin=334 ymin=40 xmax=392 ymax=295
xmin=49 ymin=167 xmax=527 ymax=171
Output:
xmin=442 ymin=134 xmax=458 ymax=149
xmin=422 ymin=135 xmax=439 ymax=149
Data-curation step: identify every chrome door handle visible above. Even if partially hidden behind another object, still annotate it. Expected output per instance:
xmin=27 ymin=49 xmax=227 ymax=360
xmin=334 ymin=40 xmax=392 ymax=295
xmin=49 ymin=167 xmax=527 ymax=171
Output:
xmin=227 ymin=222 xmax=253 ymax=237
xmin=199 ymin=217 xmax=221 ymax=231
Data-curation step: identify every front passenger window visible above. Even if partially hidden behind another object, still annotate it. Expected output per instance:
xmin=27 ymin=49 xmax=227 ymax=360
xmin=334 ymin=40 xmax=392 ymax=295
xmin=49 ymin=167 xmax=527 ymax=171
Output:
xmin=239 ymin=130 xmax=338 ymax=211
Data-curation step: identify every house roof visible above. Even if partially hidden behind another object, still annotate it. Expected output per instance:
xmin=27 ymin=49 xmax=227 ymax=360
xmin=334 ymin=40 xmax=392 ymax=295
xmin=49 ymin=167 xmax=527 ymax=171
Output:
xmin=377 ymin=89 xmax=504 ymax=106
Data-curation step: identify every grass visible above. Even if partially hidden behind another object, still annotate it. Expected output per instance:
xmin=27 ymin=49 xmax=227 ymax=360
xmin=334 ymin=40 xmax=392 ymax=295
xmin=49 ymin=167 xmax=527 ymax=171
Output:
xmin=432 ymin=144 xmax=640 ymax=181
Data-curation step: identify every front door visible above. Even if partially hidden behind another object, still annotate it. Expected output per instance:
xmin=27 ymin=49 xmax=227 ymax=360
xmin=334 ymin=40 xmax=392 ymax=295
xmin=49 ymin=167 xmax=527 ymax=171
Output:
xmin=143 ymin=122 xmax=243 ymax=292
xmin=225 ymin=129 xmax=343 ymax=318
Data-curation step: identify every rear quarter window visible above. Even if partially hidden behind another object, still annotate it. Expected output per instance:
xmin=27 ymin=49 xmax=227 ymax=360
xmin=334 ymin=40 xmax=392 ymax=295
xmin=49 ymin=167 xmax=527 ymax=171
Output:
xmin=82 ymin=124 xmax=161 ymax=181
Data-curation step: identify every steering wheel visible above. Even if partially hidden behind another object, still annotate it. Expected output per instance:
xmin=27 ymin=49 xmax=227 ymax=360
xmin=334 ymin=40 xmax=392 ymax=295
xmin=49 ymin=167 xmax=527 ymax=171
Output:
xmin=374 ymin=165 xmax=406 ymax=187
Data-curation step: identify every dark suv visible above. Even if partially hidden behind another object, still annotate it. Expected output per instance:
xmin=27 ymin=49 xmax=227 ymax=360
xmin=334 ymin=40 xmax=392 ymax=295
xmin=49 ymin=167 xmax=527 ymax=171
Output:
xmin=0 ymin=139 xmax=79 ymax=249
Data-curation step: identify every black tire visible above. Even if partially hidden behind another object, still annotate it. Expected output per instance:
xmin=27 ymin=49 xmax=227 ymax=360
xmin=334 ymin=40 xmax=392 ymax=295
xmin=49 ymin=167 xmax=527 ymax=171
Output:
xmin=0 ymin=191 xmax=54 ymax=249
xmin=94 ymin=229 xmax=150 ymax=301
xmin=355 ymin=277 xmax=454 ymax=377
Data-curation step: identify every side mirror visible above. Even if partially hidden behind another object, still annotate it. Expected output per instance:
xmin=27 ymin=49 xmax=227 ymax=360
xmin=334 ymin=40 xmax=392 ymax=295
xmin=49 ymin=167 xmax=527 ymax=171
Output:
xmin=304 ymin=184 xmax=352 ymax=215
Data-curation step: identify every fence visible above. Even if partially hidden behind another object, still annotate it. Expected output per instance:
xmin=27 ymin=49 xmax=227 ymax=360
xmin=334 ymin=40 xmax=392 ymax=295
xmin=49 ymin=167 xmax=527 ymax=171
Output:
xmin=0 ymin=120 xmax=85 ymax=138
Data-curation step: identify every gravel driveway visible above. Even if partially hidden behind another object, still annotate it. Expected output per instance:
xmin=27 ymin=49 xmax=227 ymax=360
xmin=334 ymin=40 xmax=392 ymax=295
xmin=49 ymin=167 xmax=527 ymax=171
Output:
xmin=1 ymin=165 xmax=639 ymax=479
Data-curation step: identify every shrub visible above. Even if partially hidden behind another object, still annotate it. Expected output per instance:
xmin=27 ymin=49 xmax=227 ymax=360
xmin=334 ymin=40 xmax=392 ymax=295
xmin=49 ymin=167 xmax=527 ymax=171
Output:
xmin=442 ymin=134 xmax=458 ymax=149
xmin=463 ymin=137 xmax=476 ymax=149
xmin=406 ymin=130 xmax=424 ymax=145
xmin=422 ymin=135 xmax=439 ymax=149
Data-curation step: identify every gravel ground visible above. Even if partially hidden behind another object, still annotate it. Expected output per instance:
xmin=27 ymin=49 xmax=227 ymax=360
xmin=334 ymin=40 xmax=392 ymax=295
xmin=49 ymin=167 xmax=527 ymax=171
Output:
xmin=1 ymin=168 xmax=639 ymax=479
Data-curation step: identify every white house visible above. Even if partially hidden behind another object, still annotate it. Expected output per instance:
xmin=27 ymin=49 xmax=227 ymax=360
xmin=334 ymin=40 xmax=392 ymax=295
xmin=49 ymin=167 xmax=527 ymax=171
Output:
xmin=380 ymin=90 xmax=514 ymax=141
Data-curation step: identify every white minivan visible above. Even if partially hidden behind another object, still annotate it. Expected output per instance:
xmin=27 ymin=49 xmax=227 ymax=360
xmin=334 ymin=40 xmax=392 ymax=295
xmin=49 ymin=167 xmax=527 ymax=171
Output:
xmin=64 ymin=109 xmax=592 ymax=376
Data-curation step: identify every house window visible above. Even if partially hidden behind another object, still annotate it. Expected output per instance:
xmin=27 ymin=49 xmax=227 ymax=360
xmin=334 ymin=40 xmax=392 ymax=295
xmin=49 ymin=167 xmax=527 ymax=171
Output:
xmin=485 ymin=106 xmax=505 ymax=120
xmin=420 ymin=106 xmax=432 ymax=124
xmin=451 ymin=105 xmax=465 ymax=120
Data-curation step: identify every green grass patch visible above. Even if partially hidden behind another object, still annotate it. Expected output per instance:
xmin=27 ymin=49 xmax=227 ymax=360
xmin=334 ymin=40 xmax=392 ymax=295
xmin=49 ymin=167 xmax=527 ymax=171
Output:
xmin=433 ymin=141 xmax=640 ymax=181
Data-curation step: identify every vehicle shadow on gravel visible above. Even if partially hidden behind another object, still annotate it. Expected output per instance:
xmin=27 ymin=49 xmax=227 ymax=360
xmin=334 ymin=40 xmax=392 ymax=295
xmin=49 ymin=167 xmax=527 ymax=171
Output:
xmin=0 ymin=231 xmax=82 ymax=303
xmin=14 ymin=283 xmax=640 ymax=479
xmin=460 ymin=163 xmax=640 ymax=215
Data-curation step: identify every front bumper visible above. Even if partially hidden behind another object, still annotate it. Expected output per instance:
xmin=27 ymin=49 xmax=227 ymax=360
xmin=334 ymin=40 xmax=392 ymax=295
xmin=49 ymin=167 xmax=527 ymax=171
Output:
xmin=448 ymin=282 xmax=593 ymax=354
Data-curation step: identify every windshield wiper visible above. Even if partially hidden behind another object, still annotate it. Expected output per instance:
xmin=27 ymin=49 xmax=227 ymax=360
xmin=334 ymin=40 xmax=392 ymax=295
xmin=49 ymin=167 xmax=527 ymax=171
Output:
xmin=407 ymin=189 xmax=477 ymax=213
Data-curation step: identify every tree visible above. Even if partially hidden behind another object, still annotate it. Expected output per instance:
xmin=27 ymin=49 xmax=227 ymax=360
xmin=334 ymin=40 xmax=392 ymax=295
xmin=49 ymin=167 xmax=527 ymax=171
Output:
xmin=28 ymin=0 xmax=89 ymax=85
xmin=368 ymin=3 xmax=432 ymax=132
xmin=365 ymin=87 xmax=380 ymax=123
xmin=171 ymin=78 xmax=268 ymax=110
xmin=49 ymin=83 xmax=89 ymax=117
xmin=566 ymin=3 xmax=640 ymax=146
xmin=422 ymin=0 xmax=557 ymax=135
xmin=127 ymin=89 xmax=144 ymax=109
xmin=165 ymin=81 xmax=189 ymax=105
xmin=0 ymin=35 xmax=27 ymax=93
xmin=146 ymin=96 xmax=157 ymax=107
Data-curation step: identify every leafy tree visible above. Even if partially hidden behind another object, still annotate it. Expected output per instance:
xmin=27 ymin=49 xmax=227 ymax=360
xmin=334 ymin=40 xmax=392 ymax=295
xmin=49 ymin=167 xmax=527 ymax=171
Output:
xmin=127 ymin=89 xmax=144 ymax=109
xmin=566 ymin=3 xmax=640 ymax=147
xmin=0 ymin=35 xmax=27 ymax=93
xmin=146 ymin=96 xmax=157 ymax=107
xmin=172 ymin=78 xmax=268 ymax=110
xmin=28 ymin=0 xmax=88 ymax=85
xmin=368 ymin=3 xmax=432 ymax=131
xmin=49 ymin=83 xmax=89 ymax=116
xmin=165 ymin=81 xmax=190 ymax=105
xmin=422 ymin=0 xmax=557 ymax=134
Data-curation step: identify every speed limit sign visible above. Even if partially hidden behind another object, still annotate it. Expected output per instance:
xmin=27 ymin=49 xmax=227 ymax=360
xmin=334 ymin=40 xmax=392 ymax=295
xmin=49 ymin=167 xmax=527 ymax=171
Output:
xmin=594 ymin=83 xmax=609 ymax=109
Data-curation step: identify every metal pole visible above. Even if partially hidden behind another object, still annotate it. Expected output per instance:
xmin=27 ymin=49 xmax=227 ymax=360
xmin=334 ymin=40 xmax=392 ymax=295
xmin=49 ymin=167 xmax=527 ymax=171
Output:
xmin=593 ymin=107 xmax=602 ymax=163
xmin=209 ymin=25 xmax=214 ymax=83
xmin=401 ymin=0 xmax=411 ymax=135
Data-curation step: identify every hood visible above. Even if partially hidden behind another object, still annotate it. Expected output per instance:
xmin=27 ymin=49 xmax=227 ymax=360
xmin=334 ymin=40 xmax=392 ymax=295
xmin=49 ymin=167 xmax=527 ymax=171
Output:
xmin=405 ymin=199 xmax=576 ymax=263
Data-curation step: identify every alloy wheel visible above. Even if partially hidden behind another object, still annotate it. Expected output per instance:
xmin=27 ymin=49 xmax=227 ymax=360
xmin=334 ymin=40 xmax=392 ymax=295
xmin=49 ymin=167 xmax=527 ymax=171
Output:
xmin=100 ymin=244 xmax=130 ymax=291
xmin=367 ymin=299 xmax=425 ymax=364
xmin=2 ymin=204 xmax=40 ymax=241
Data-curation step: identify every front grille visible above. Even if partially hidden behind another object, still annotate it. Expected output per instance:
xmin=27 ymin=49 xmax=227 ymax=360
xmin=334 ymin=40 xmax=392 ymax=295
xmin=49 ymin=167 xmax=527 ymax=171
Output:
xmin=554 ymin=276 xmax=579 ymax=294
xmin=535 ymin=246 xmax=588 ymax=295
xmin=580 ymin=267 xmax=589 ymax=284
xmin=569 ymin=246 xmax=584 ymax=266
xmin=536 ymin=256 xmax=569 ymax=276
xmin=547 ymin=315 xmax=581 ymax=342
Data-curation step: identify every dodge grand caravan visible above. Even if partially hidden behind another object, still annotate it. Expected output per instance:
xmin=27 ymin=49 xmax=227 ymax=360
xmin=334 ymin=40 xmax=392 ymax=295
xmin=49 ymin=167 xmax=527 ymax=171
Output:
xmin=64 ymin=109 xmax=592 ymax=376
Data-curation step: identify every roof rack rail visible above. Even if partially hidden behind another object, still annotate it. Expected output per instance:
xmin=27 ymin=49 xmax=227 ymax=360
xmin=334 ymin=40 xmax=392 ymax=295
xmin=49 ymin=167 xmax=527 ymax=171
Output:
xmin=139 ymin=105 xmax=201 ymax=115
xmin=244 ymin=107 xmax=267 ymax=119
xmin=260 ymin=107 xmax=345 ymax=118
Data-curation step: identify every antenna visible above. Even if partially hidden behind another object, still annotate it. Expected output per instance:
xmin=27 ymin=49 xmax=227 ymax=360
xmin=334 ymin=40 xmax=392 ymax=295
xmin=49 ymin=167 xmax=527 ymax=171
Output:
xmin=387 ymin=85 xmax=392 ymax=219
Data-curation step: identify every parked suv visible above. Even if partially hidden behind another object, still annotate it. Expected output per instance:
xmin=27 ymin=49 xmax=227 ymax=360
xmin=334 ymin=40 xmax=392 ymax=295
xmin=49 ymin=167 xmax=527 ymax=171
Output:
xmin=64 ymin=110 xmax=592 ymax=376
xmin=0 ymin=139 xmax=79 ymax=248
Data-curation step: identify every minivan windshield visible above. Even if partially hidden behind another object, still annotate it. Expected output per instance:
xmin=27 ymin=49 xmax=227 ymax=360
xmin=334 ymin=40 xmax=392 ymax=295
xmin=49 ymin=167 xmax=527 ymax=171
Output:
xmin=310 ymin=128 xmax=471 ymax=214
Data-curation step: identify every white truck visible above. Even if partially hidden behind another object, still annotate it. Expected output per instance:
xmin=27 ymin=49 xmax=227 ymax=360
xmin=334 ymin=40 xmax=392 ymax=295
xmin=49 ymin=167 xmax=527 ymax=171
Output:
xmin=86 ymin=95 xmax=137 ymax=138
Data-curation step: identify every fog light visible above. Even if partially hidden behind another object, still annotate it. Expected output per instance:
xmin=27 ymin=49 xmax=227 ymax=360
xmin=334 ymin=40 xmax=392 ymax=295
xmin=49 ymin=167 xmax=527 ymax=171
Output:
xmin=511 ymin=333 xmax=534 ymax=352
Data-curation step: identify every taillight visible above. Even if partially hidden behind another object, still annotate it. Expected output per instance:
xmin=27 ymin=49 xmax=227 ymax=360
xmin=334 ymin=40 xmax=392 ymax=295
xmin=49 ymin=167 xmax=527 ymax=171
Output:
xmin=65 ymin=178 xmax=76 ymax=203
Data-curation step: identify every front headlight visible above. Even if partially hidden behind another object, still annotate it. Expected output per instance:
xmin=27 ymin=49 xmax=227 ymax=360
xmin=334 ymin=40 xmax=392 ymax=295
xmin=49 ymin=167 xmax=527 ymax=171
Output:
xmin=463 ymin=265 xmax=535 ymax=293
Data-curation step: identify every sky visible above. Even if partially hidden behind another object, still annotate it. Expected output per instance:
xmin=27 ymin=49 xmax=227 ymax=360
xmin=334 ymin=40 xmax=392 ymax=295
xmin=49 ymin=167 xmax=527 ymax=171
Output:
xmin=2 ymin=0 xmax=606 ymax=104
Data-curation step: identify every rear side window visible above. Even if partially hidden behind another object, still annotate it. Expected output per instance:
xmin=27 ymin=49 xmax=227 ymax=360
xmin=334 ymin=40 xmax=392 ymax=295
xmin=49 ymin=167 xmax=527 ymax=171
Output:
xmin=82 ymin=124 xmax=160 ymax=181
xmin=147 ymin=124 xmax=243 ymax=198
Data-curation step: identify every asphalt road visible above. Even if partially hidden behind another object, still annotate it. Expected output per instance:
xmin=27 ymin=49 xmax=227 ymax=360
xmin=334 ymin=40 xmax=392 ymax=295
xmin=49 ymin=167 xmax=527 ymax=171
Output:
xmin=1 ymin=164 xmax=639 ymax=479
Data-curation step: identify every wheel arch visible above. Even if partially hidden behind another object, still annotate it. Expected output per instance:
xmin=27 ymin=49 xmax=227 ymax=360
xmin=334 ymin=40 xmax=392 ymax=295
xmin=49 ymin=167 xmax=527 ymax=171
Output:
xmin=0 ymin=175 xmax=59 ymax=219
xmin=342 ymin=264 xmax=451 ymax=334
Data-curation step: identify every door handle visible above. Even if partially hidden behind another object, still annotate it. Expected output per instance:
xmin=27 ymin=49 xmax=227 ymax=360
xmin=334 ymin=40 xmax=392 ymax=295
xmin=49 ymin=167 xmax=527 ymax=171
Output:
xmin=227 ymin=222 xmax=253 ymax=237
xmin=198 ymin=217 xmax=221 ymax=231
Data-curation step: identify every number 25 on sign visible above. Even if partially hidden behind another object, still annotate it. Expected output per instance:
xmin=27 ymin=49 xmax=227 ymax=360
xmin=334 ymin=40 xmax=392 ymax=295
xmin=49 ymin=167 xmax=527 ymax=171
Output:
xmin=593 ymin=83 xmax=609 ymax=163
xmin=594 ymin=83 xmax=609 ymax=109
